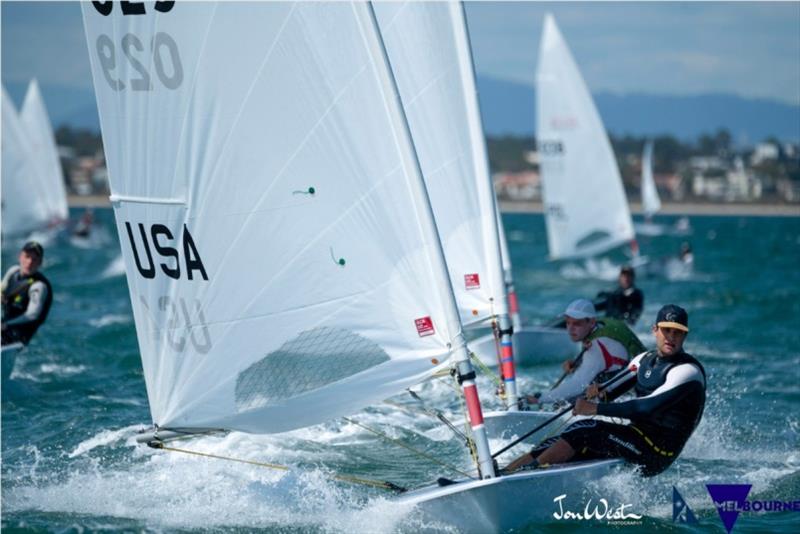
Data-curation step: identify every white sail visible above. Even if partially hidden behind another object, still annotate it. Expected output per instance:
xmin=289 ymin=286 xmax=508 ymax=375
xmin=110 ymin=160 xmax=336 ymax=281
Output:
xmin=20 ymin=79 xmax=69 ymax=224
xmin=536 ymin=14 xmax=634 ymax=260
xmin=1 ymin=87 xmax=51 ymax=237
xmin=81 ymin=1 xmax=469 ymax=435
xmin=640 ymin=140 xmax=661 ymax=218
xmin=374 ymin=2 xmax=507 ymax=329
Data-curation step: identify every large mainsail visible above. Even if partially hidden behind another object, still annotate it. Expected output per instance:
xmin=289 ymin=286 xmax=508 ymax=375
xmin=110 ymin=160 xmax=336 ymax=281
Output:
xmin=1 ymin=87 xmax=51 ymax=237
xmin=536 ymin=14 xmax=634 ymax=260
xmin=374 ymin=2 xmax=507 ymax=329
xmin=20 ymin=79 xmax=69 ymax=224
xmin=82 ymin=2 xmax=472 ymax=435
xmin=641 ymin=140 xmax=661 ymax=218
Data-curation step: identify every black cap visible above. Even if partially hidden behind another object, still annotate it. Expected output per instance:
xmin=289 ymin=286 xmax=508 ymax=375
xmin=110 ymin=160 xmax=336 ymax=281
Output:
xmin=620 ymin=265 xmax=635 ymax=277
xmin=656 ymin=304 xmax=689 ymax=332
xmin=22 ymin=241 xmax=44 ymax=259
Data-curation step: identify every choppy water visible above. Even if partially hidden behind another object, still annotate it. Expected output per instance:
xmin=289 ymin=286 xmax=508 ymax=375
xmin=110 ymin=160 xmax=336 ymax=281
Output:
xmin=2 ymin=209 xmax=799 ymax=532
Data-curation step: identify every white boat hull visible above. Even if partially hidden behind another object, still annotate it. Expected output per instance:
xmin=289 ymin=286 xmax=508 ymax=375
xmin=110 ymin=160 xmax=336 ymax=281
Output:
xmin=482 ymin=410 xmax=568 ymax=446
xmin=1 ymin=342 xmax=25 ymax=381
xmin=396 ymin=459 xmax=625 ymax=532
xmin=470 ymin=326 xmax=577 ymax=367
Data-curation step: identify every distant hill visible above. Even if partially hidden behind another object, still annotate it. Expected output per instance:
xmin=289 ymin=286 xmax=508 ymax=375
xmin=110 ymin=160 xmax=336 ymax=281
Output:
xmin=5 ymin=78 xmax=799 ymax=144
xmin=475 ymin=76 xmax=800 ymax=144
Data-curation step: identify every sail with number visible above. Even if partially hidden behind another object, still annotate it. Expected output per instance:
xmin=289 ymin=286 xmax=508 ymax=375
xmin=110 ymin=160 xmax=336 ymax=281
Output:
xmin=20 ymin=79 xmax=69 ymax=226
xmin=641 ymin=140 xmax=661 ymax=219
xmin=81 ymin=1 xmax=473 ymax=435
xmin=1 ymin=87 xmax=51 ymax=237
xmin=536 ymin=14 xmax=635 ymax=260
xmin=374 ymin=2 xmax=507 ymax=329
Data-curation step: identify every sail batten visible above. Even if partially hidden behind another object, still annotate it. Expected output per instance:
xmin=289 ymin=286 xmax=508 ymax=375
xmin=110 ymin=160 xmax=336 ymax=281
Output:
xmin=82 ymin=1 xmax=468 ymax=434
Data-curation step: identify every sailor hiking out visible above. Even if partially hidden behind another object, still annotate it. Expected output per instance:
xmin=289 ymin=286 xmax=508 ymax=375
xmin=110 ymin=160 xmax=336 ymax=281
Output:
xmin=505 ymin=304 xmax=705 ymax=477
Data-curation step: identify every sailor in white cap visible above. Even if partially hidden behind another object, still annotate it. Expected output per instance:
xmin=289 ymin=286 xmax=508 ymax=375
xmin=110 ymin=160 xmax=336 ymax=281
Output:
xmin=523 ymin=298 xmax=644 ymax=407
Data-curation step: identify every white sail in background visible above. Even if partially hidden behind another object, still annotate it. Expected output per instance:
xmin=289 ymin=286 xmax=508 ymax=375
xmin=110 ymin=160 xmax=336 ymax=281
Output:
xmin=20 ymin=79 xmax=69 ymax=224
xmin=82 ymin=2 xmax=467 ymax=435
xmin=641 ymin=140 xmax=661 ymax=218
xmin=1 ymin=87 xmax=51 ymax=237
xmin=374 ymin=2 xmax=507 ymax=328
xmin=536 ymin=14 xmax=635 ymax=260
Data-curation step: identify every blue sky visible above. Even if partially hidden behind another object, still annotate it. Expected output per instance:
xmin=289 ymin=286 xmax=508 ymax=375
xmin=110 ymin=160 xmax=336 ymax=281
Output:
xmin=2 ymin=1 xmax=799 ymax=105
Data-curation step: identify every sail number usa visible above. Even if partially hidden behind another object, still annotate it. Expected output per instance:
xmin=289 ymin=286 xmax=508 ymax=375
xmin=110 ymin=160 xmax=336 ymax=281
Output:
xmin=125 ymin=223 xmax=208 ymax=281
xmin=92 ymin=2 xmax=183 ymax=91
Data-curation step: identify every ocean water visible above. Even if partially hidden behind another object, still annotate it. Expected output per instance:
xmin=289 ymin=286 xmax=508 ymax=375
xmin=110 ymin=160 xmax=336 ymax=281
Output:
xmin=2 ymin=209 xmax=799 ymax=533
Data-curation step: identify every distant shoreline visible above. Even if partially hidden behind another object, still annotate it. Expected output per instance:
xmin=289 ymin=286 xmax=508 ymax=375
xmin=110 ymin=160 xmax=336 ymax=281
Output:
xmin=67 ymin=195 xmax=800 ymax=217
xmin=499 ymin=200 xmax=800 ymax=217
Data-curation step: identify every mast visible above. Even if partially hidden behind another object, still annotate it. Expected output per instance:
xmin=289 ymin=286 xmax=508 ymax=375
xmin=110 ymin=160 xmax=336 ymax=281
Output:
xmin=360 ymin=2 xmax=496 ymax=477
xmin=451 ymin=1 xmax=518 ymax=411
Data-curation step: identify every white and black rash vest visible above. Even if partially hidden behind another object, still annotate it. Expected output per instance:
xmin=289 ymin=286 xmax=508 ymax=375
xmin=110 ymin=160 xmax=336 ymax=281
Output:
xmin=598 ymin=350 xmax=706 ymax=452
xmin=1 ymin=266 xmax=53 ymax=345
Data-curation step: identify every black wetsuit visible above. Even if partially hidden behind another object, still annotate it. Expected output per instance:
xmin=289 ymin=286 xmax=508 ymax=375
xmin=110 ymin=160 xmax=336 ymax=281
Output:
xmin=595 ymin=286 xmax=644 ymax=326
xmin=1 ymin=268 xmax=53 ymax=346
xmin=533 ymin=349 xmax=706 ymax=476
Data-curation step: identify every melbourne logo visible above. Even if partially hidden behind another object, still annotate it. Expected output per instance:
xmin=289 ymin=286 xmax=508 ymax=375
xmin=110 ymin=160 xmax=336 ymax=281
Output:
xmin=672 ymin=487 xmax=697 ymax=524
xmin=706 ymin=484 xmax=751 ymax=533
xmin=706 ymin=484 xmax=800 ymax=533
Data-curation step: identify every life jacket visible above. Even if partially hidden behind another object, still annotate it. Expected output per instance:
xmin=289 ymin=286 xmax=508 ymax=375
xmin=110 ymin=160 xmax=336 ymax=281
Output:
xmin=2 ymin=270 xmax=53 ymax=345
xmin=585 ymin=318 xmax=646 ymax=382
xmin=634 ymin=349 xmax=707 ymax=439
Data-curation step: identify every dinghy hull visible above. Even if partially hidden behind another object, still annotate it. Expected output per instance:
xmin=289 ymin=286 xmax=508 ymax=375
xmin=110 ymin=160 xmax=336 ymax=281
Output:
xmin=397 ymin=459 xmax=625 ymax=532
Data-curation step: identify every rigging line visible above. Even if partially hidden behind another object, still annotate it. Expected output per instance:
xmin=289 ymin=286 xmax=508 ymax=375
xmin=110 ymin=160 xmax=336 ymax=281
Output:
xmin=342 ymin=417 xmax=473 ymax=480
xmin=468 ymin=349 xmax=503 ymax=390
xmin=405 ymin=390 xmax=471 ymax=445
xmin=148 ymin=441 xmax=404 ymax=492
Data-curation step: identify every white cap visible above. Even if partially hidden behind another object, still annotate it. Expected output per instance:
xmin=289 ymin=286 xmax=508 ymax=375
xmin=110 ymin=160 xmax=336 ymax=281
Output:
xmin=564 ymin=298 xmax=596 ymax=319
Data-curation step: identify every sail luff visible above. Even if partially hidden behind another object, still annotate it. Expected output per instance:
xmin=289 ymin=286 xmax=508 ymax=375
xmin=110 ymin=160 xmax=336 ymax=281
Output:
xmin=450 ymin=2 xmax=508 ymax=320
xmin=359 ymin=2 xmax=464 ymax=347
xmin=363 ymin=2 xmax=495 ymax=477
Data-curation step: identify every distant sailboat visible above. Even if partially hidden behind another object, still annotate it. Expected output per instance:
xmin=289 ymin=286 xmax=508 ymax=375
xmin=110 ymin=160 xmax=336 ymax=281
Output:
xmin=20 ymin=80 xmax=69 ymax=227
xmin=634 ymin=140 xmax=666 ymax=236
xmin=536 ymin=14 xmax=638 ymax=261
xmin=82 ymin=2 xmax=624 ymax=530
xmin=1 ymin=87 xmax=54 ymax=238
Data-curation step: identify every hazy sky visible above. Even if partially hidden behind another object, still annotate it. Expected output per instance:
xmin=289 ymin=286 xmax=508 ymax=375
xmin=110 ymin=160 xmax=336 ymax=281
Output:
xmin=2 ymin=1 xmax=800 ymax=105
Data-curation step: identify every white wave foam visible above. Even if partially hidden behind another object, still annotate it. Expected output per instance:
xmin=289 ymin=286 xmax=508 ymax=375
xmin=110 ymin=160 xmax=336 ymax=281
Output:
xmin=89 ymin=314 xmax=132 ymax=328
xmin=68 ymin=425 xmax=145 ymax=458
xmin=101 ymin=255 xmax=126 ymax=279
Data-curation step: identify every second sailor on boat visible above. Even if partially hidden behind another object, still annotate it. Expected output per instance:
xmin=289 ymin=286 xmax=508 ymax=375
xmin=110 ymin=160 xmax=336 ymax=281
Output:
xmin=504 ymin=304 xmax=706 ymax=477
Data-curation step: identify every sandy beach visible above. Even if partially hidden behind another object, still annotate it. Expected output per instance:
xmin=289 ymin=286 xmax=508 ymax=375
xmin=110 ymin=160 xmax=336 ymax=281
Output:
xmin=67 ymin=195 xmax=799 ymax=216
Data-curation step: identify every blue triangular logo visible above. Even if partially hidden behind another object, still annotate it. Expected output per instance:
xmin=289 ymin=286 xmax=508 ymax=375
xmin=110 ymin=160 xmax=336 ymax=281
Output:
xmin=706 ymin=484 xmax=752 ymax=533
xmin=673 ymin=486 xmax=697 ymax=524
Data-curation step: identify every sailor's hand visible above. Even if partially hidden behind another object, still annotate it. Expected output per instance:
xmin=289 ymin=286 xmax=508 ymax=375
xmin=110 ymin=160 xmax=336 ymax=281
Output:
xmin=561 ymin=359 xmax=575 ymax=373
xmin=525 ymin=393 xmax=541 ymax=406
xmin=585 ymin=383 xmax=601 ymax=400
xmin=573 ymin=398 xmax=598 ymax=416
